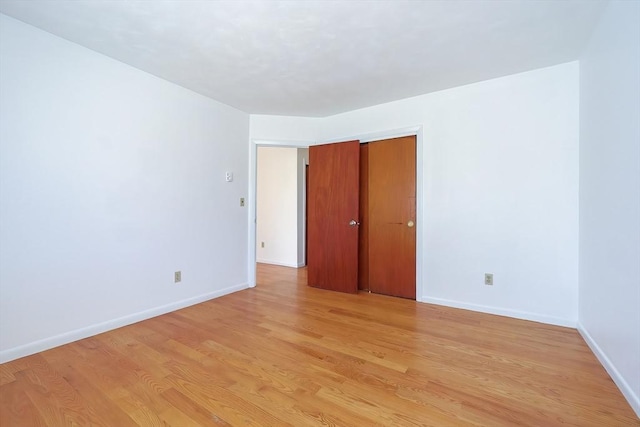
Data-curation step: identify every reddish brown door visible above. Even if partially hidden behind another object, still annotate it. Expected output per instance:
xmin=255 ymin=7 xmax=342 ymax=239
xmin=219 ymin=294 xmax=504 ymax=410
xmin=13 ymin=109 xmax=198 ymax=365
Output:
xmin=368 ymin=136 xmax=416 ymax=299
xmin=307 ymin=140 xmax=360 ymax=293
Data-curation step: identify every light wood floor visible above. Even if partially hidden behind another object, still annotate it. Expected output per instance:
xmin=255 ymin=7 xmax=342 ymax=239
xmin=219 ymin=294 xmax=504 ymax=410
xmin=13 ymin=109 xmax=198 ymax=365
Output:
xmin=1 ymin=264 xmax=637 ymax=426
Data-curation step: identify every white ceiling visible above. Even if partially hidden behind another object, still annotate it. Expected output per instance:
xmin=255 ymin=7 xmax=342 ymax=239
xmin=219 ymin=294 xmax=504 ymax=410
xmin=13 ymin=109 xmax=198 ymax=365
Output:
xmin=0 ymin=0 xmax=606 ymax=117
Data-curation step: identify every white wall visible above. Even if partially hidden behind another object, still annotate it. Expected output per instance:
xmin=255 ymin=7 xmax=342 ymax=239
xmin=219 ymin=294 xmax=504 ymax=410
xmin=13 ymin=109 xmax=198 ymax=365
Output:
xmin=256 ymin=147 xmax=298 ymax=267
xmin=250 ymin=115 xmax=319 ymax=143
xmin=0 ymin=15 xmax=250 ymax=362
xmin=251 ymin=62 xmax=580 ymax=327
xmin=578 ymin=0 xmax=640 ymax=416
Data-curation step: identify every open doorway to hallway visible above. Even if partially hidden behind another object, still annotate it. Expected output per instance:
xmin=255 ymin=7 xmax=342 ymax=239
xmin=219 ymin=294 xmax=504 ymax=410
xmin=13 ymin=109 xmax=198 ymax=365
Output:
xmin=255 ymin=146 xmax=309 ymax=269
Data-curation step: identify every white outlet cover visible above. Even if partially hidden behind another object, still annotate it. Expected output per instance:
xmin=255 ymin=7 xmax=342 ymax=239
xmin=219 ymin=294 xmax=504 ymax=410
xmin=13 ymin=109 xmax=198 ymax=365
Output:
xmin=225 ymin=171 xmax=233 ymax=182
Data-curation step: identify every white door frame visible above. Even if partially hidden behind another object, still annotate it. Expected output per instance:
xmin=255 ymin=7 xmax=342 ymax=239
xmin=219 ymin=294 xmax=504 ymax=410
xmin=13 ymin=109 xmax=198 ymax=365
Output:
xmin=248 ymin=140 xmax=312 ymax=289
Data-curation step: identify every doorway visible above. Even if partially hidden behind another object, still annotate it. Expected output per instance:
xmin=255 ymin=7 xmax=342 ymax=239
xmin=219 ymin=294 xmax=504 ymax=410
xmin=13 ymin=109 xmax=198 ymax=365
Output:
xmin=249 ymin=127 xmax=424 ymax=301
xmin=255 ymin=146 xmax=308 ymax=269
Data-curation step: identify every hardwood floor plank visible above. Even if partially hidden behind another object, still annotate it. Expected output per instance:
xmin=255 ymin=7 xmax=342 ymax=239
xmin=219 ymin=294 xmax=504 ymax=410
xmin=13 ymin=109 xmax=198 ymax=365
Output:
xmin=47 ymin=348 xmax=144 ymax=426
xmin=0 ymin=263 xmax=637 ymax=426
xmin=165 ymin=376 xmax=289 ymax=427
xmin=161 ymin=387 xmax=232 ymax=426
xmin=16 ymin=364 xmax=91 ymax=426
xmin=0 ymin=381 xmax=47 ymax=427
xmin=157 ymin=405 xmax=203 ymax=427
xmin=99 ymin=327 xmax=175 ymax=379
xmin=0 ymin=364 xmax=16 ymax=387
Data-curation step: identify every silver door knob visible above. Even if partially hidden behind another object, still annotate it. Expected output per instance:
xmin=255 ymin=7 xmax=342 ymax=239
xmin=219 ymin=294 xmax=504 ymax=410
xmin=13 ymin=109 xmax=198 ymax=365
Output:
xmin=349 ymin=220 xmax=360 ymax=226
xmin=407 ymin=220 xmax=415 ymax=228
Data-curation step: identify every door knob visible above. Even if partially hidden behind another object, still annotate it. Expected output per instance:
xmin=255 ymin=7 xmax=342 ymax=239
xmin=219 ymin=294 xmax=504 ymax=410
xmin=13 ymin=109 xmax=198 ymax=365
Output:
xmin=349 ymin=220 xmax=360 ymax=226
xmin=407 ymin=220 xmax=415 ymax=228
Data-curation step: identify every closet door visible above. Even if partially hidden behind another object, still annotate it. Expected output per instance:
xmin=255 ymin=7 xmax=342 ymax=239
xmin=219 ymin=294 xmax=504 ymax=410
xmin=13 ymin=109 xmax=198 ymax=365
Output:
xmin=368 ymin=136 xmax=416 ymax=299
xmin=307 ymin=140 xmax=360 ymax=293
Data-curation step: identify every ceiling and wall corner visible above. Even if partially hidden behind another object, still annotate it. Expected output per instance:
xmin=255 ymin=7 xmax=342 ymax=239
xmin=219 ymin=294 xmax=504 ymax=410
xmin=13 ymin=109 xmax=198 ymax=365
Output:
xmin=0 ymin=0 xmax=606 ymax=117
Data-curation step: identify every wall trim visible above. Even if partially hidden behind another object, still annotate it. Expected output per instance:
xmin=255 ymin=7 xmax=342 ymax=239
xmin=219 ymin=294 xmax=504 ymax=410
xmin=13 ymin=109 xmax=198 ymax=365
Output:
xmin=319 ymin=125 xmax=422 ymax=145
xmin=422 ymin=296 xmax=577 ymax=328
xmin=577 ymin=322 xmax=640 ymax=417
xmin=0 ymin=282 xmax=250 ymax=364
xmin=256 ymin=259 xmax=302 ymax=269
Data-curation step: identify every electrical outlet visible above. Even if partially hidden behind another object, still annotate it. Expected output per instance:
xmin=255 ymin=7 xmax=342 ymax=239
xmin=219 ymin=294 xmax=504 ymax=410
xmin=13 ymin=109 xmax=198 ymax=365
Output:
xmin=174 ymin=271 xmax=181 ymax=283
xmin=484 ymin=273 xmax=493 ymax=286
xmin=261 ymin=242 xmax=265 ymax=248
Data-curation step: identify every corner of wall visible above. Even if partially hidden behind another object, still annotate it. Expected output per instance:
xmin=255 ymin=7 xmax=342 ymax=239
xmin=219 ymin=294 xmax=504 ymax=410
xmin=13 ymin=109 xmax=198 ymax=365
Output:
xmin=577 ymin=322 xmax=640 ymax=417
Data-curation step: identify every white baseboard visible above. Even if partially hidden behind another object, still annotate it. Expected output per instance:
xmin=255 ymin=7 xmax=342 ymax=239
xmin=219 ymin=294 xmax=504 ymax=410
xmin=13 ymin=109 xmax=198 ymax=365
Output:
xmin=256 ymin=259 xmax=300 ymax=268
xmin=0 ymin=282 xmax=249 ymax=364
xmin=421 ymin=296 xmax=577 ymax=328
xmin=577 ymin=322 xmax=640 ymax=418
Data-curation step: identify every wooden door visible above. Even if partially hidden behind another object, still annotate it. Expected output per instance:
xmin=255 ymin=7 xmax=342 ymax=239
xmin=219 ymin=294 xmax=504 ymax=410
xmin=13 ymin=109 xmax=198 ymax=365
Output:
xmin=368 ymin=136 xmax=416 ymax=299
xmin=307 ymin=140 xmax=360 ymax=293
